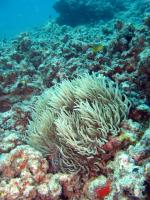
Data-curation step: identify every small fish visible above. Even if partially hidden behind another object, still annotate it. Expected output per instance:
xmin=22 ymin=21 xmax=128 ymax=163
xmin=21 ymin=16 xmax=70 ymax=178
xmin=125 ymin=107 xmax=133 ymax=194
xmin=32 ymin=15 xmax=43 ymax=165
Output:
xmin=95 ymin=180 xmax=111 ymax=199
xmin=90 ymin=44 xmax=104 ymax=53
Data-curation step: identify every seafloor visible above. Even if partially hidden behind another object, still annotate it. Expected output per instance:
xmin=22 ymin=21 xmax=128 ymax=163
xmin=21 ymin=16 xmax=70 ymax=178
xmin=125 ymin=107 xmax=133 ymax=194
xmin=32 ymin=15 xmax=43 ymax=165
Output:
xmin=0 ymin=0 xmax=150 ymax=200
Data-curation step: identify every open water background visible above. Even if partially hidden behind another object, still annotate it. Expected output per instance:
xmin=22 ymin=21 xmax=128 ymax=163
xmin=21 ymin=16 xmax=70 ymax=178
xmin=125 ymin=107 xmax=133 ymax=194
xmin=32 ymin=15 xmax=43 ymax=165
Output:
xmin=0 ymin=0 xmax=57 ymax=39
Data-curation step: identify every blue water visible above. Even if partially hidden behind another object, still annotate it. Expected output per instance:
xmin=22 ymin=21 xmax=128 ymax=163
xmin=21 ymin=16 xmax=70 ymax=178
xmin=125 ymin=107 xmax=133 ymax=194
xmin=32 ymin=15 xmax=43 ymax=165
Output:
xmin=0 ymin=0 xmax=57 ymax=39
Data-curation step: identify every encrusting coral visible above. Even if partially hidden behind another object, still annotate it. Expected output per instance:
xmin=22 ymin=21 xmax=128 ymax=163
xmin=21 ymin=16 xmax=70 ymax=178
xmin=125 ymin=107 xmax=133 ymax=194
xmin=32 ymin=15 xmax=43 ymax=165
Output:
xmin=27 ymin=73 xmax=130 ymax=173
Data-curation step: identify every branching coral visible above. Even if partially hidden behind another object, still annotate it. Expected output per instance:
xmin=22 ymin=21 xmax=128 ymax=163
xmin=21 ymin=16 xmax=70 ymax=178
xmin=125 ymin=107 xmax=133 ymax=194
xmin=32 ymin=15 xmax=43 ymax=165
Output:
xmin=27 ymin=73 xmax=130 ymax=173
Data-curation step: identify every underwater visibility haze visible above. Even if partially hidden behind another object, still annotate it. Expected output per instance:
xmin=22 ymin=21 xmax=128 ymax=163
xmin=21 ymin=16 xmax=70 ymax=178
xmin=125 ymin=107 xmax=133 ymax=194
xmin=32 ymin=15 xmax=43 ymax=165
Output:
xmin=0 ymin=0 xmax=150 ymax=199
xmin=0 ymin=0 xmax=57 ymax=38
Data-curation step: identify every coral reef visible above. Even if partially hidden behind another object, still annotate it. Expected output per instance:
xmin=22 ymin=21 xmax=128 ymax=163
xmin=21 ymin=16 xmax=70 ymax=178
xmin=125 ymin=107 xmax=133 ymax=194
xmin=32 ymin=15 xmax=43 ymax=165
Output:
xmin=0 ymin=0 xmax=150 ymax=199
xmin=0 ymin=145 xmax=74 ymax=200
xmin=53 ymin=0 xmax=150 ymax=26
xmin=53 ymin=0 xmax=125 ymax=26
xmin=107 ymin=152 xmax=146 ymax=199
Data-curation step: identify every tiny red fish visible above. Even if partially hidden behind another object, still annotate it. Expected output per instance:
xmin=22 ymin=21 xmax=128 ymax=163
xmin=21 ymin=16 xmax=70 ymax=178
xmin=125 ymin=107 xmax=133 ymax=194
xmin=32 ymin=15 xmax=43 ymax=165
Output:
xmin=95 ymin=180 xmax=111 ymax=199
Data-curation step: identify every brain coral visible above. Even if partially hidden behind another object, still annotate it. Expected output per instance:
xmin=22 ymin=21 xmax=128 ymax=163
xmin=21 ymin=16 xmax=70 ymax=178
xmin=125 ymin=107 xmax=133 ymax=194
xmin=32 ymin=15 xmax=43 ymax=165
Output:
xmin=27 ymin=73 xmax=130 ymax=173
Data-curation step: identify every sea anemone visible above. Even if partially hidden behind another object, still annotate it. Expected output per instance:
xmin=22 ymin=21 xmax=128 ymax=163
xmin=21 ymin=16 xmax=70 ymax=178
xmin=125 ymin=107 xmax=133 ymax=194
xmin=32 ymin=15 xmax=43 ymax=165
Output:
xmin=27 ymin=73 xmax=130 ymax=173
